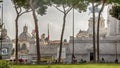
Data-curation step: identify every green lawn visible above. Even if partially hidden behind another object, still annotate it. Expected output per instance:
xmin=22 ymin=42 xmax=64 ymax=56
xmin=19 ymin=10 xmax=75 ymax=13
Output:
xmin=11 ymin=64 xmax=120 ymax=68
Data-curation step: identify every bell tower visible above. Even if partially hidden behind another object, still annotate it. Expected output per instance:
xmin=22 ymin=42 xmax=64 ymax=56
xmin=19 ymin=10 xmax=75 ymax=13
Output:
xmin=23 ymin=24 xmax=28 ymax=33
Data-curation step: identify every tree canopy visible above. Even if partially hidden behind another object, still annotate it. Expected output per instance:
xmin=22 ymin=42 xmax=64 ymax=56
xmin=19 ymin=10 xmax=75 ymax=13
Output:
xmin=29 ymin=0 xmax=50 ymax=16
xmin=110 ymin=5 xmax=120 ymax=20
xmin=12 ymin=0 xmax=50 ymax=16
xmin=12 ymin=0 xmax=30 ymax=9
xmin=109 ymin=0 xmax=120 ymax=20
xmin=50 ymin=0 xmax=89 ymax=13
xmin=108 ymin=0 xmax=120 ymax=4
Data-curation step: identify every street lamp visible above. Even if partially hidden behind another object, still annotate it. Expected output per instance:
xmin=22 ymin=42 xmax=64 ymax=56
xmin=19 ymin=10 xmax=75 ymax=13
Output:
xmin=0 ymin=21 xmax=3 ymax=60
xmin=72 ymin=8 xmax=75 ymax=63
xmin=0 ymin=0 xmax=3 ymax=60
xmin=115 ymin=43 xmax=118 ymax=63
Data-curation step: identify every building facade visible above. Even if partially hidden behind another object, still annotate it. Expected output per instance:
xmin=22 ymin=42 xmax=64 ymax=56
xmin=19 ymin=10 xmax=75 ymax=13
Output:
xmin=69 ymin=16 xmax=120 ymax=63
xmin=0 ymin=27 xmax=13 ymax=59
xmin=10 ymin=15 xmax=120 ymax=63
xmin=1 ymin=6 xmax=120 ymax=63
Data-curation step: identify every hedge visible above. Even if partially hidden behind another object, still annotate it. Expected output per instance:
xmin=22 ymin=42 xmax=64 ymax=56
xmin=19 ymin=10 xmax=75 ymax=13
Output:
xmin=0 ymin=60 xmax=10 ymax=68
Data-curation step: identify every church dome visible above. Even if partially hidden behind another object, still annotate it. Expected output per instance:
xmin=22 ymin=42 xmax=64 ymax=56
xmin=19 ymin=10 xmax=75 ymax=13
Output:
xmin=19 ymin=25 xmax=31 ymax=41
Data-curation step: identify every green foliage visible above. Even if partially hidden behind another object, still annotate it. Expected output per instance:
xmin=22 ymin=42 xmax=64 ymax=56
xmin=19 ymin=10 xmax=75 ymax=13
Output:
xmin=110 ymin=5 xmax=120 ymax=20
xmin=12 ymin=0 xmax=49 ymax=16
xmin=88 ymin=0 xmax=120 ymax=5
xmin=50 ymin=0 xmax=89 ymax=13
xmin=30 ymin=0 xmax=49 ymax=16
xmin=87 ymin=0 xmax=103 ymax=4
xmin=12 ymin=0 xmax=30 ymax=9
xmin=0 ymin=60 xmax=10 ymax=68
xmin=108 ymin=0 xmax=120 ymax=4
xmin=72 ymin=0 xmax=89 ymax=12
xmin=31 ymin=0 xmax=52 ymax=16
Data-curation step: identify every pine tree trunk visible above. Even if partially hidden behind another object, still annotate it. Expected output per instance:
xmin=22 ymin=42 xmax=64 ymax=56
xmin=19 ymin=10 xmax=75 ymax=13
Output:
xmin=58 ymin=13 xmax=67 ymax=63
xmin=15 ymin=16 xmax=19 ymax=64
xmin=32 ymin=10 xmax=41 ymax=63
xmin=97 ymin=0 xmax=106 ymax=62
xmin=97 ymin=12 xmax=100 ymax=63
xmin=92 ymin=0 xmax=96 ymax=63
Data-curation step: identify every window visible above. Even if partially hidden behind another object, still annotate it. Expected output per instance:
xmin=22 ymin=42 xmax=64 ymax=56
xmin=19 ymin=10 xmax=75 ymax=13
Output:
xmin=2 ymin=48 xmax=8 ymax=55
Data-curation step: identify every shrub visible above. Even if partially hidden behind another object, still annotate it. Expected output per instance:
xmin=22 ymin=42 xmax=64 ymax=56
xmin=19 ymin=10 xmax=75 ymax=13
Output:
xmin=0 ymin=60 xmax=10 ymax=68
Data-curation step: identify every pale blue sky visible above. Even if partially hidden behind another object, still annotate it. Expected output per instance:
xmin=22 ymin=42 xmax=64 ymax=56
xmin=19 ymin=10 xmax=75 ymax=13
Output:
xmin=2 ymin=0 xmax=108 ymax=41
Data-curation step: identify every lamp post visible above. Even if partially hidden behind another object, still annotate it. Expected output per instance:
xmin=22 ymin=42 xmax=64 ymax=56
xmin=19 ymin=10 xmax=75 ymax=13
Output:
xmin=0 ymin=21 xmax=3 ymax=60
xmin=0 ymin=0 xmax=3 ymax=60
xmin=72 ymin=8 xmax=75 ymax=63
xmin=115 ymin=43 xmax=118 ymax=63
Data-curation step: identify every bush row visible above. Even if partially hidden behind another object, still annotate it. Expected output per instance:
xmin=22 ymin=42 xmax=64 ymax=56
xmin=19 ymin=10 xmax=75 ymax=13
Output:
xmin=0 ymin=60 xmax=10 ymax=68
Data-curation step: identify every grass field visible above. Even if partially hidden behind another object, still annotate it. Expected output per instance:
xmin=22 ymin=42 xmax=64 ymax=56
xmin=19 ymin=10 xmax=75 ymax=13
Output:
xmin=11 ymin=64 xmax=120 ymax=68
